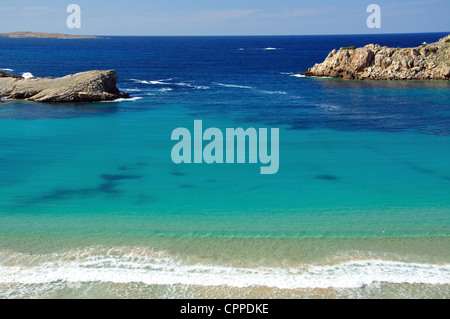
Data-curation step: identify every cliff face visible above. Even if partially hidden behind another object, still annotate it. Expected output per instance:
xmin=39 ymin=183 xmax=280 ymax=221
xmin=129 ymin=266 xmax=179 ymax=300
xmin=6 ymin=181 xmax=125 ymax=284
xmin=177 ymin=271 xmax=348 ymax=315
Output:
xmin=0 ymin=70 xmax=129 ymax=102
xmin=303 ymin=35 xmax=450 ymax=81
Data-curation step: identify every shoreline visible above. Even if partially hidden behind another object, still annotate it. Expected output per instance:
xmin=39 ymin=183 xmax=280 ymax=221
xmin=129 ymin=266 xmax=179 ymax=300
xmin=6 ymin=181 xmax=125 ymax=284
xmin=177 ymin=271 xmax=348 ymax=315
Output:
xmin=1 ymin=226 xmax=449 ymax=262
xmin=1 ymin=234 xmax=449 ymax=298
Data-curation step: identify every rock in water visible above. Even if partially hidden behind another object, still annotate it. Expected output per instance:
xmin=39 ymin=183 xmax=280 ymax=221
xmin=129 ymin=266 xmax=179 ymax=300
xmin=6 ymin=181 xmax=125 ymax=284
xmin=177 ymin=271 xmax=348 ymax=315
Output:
xmin=302 ymin=35 xmax=450 ymax=81
xmin=0 ymin=70 xmax=129 ymax=102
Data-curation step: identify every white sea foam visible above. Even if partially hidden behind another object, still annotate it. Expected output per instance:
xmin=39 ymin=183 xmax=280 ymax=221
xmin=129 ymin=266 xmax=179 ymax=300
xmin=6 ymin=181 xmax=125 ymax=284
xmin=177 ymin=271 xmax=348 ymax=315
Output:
xmin=1 ymin=68 xmax=14 ymax=72
xmin=123 ymin=89 xmax=143 ymax=92
xmin=0 ymin=248 xmax=449 ymax=290
xmin=215 ymin=82 xmax=254 ymax=89
xmin=150 ymin=81 xmax=169 ymax=85
xmin=102 ymin=97 xmax=143 ymax=103
xmin=22 ymin=72 xmax=34 ymax=79
xmin=260 ymin=90 xmax=288 ymax=95
xmin=129 ymin=79 xmax=208 ymax=90
xmin=263 ymin=47 xmax=280 ymax=51
xmin=130 ymin=79 xmax=171 ymax=85
xmin=318 ymin=104 xmax=341 ymax=111
xmin=175 ymin=82 xmax=209 ymax=90
xmin=290 ymin=74 xmax=334 ymax=79
xmin=215 ymin=83 xmax=286 ymax=95
xmin=132 ymin=80 xmax=165 ymax=85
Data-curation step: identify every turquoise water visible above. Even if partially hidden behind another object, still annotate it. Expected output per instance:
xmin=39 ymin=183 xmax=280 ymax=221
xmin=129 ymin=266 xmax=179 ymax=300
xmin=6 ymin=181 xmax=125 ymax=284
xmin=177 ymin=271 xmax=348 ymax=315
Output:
xmin=1 ymin=34 xmax=450 ymax=298
xmin=2 ymin=101 xmax=449 ymax=235
xmin=2 ymin=101 xmax=450 ymax=234
xmin=1 ymin=100 xmax=449 ymax=298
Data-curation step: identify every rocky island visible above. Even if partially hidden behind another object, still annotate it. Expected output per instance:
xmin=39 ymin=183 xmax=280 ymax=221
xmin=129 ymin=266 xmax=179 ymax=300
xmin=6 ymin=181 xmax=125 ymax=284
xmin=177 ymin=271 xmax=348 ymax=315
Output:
xmin=0 ymin=70 xmax=129 ymax=102
xmin=303 ymin=34 xmax=450 ymax=81
xmin=0 ymin=31 xmax=101 ymax=39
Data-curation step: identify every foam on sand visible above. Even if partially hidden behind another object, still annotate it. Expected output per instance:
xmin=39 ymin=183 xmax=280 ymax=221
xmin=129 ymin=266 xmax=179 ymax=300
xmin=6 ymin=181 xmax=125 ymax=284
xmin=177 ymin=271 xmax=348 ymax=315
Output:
xmin=1 ymin=247 xmax=449 ymax=290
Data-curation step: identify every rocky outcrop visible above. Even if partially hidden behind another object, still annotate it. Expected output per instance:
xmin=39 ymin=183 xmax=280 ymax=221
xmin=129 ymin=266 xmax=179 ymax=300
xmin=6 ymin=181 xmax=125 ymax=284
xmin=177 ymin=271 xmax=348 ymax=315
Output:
xmin=0 ymin=70 xmax=129 ymax=102
xmin=303 ymin=35 xmax=450 ymax=80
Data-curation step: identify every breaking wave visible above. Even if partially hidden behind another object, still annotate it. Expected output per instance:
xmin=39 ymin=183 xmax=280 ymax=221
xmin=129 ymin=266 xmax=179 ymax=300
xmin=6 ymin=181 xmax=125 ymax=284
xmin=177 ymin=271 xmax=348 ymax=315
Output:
xmin=1 ymin=247 xmax=449 ymax=290
xmin=22 ymin=72 xmax=34 ymax=79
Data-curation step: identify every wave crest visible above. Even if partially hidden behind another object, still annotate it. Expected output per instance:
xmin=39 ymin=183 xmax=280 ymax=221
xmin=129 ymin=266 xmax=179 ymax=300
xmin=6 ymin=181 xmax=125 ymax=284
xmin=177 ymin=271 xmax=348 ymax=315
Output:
xmin=1 ymin=247 xmax=449 ymax=290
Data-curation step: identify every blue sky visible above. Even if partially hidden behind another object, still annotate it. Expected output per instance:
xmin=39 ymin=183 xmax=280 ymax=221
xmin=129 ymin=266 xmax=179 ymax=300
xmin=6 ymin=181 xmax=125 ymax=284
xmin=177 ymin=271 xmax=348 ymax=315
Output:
xmin=0 ymin=0 xmax=449 ymax=35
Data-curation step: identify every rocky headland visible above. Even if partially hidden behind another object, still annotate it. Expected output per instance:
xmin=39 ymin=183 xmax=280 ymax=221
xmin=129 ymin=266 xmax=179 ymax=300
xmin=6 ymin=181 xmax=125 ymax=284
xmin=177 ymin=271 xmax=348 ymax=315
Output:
xmin=0 ymin=32 xmax=101 ymax=39
xmin=303 ymin=35 xmax=450 ymax=81
xmin=0 ymin=70 xmax=129 ymax=102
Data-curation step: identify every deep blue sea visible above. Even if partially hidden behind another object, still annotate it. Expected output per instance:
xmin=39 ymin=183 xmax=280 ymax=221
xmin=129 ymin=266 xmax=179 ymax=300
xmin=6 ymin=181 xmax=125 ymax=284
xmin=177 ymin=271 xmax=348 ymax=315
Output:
xmin=0 ymin=33 xmax=449 ymax=298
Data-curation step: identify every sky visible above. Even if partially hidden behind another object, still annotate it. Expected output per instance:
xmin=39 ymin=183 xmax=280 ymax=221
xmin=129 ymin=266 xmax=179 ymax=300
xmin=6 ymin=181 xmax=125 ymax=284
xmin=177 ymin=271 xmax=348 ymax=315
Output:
xmin=0 ymin=0 xmax=449 ymax=36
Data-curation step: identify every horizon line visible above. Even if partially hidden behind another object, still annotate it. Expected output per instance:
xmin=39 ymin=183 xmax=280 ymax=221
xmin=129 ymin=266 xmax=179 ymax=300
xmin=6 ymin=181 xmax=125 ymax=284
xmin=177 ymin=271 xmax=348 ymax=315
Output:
xmin=2 ymin=30 xmax=449 ymax=38
xmin=89 ymin=31 xmax=450 ymax=37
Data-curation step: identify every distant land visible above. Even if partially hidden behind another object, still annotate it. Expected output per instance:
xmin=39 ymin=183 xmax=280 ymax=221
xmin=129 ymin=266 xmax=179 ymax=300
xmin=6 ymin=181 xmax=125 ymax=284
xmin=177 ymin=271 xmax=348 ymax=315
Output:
xmin=0 ymin=31 xmax=102 ymax=39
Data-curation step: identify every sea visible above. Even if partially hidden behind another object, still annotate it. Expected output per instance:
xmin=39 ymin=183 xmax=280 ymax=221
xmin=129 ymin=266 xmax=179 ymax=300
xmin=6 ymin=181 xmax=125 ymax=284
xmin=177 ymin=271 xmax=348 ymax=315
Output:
xmin=0 ymin=33 xmax=449 ymax=299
